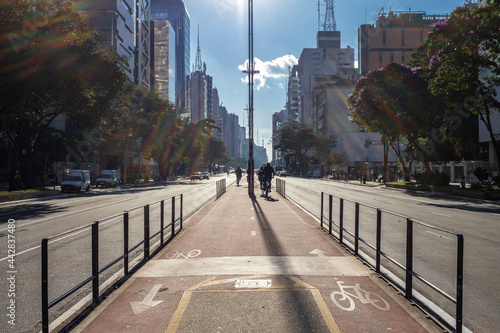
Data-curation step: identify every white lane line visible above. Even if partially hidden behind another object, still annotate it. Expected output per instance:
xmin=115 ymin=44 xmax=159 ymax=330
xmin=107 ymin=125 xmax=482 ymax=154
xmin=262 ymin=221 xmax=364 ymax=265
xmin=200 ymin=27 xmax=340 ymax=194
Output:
xmin=0 ymin=213 xmax=121 ymax=262
xmin=0 ymin=195 xmax=143 ymax=232
xmin=431 ymin=212 xmax=452 ymax=218
xmin=426 ymin=231 xmax=453 ymax=241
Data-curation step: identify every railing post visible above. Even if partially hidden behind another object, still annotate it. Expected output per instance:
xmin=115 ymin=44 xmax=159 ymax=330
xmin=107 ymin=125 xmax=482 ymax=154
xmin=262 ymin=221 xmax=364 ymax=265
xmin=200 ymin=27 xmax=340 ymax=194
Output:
xmin=328 ymin=195 xmax=333 ymax=235
xmin=339 ymin=198 xmax=344 ymax=243
xmin=456 ymin=234 xmax=464 ymax=333
xmin=376 ymin=209 xmax=382 ymax=273
xmin=160 ymin=200 xmax=165 ymax=246
xmin=405 ymin=218 xmax=413 ymax=300
xmin=41 ymin=238 xmax=49 ymax=333
xmin=171 ymin=196 xmax=176 ymax=239
xmin=123 ymin=212 xmax=129 ymax=276
xmin=91 ymin=222 xmax=99 ymax=304
xmin=320 ymin=192 xmax=324 ymax=229
xmin=144 ymin=205 xmax=150 ymax=260
xmin=355 ymin=203 xmax=360 ymax=256
xmin=180 ymin=194 xmax=183 ymax=230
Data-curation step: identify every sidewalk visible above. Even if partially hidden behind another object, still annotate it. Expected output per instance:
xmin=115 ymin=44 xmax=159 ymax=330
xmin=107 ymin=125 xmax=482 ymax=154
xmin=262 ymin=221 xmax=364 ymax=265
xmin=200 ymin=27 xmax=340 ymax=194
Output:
xmin=72 ymin=179 xmax=443 ymax=333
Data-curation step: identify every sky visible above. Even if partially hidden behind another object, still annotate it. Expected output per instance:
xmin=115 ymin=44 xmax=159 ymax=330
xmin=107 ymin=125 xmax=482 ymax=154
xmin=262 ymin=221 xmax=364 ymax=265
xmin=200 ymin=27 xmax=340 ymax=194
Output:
xmin=186 ymin=0 xmax=468 ymax=161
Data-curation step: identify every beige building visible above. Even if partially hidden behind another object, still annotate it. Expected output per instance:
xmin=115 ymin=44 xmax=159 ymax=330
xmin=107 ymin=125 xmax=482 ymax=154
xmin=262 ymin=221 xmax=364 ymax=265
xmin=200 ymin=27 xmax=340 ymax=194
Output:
xmin=358 ymin=9 xmax=449 ymax=75
xmin=311 ymin=76 xmax=399 ymax=170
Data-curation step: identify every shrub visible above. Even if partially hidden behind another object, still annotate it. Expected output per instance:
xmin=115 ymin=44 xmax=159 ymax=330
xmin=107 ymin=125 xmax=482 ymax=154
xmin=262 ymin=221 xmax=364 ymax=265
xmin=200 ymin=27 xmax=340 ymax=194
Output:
xmin=413 ymin=170 xmax=450 ymax=186
xmin=472 ymin=166 xmax=489 ymax=181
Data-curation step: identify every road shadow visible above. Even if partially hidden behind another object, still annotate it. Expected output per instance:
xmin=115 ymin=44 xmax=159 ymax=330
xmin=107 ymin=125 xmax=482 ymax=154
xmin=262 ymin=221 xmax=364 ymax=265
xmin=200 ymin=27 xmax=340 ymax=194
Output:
xmin=0 ymin=202 xmax=66 ymax=228
xmin=249 ymin=194 xmax=322 ymax=332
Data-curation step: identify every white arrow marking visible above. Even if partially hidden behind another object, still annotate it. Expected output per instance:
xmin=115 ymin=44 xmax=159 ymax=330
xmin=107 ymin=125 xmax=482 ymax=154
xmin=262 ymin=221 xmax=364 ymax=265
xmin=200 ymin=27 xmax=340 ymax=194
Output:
xmin=129 ymin=284 xmax=164 ymax=315
xmin=309 ymin=249 xmax=327 ymax=257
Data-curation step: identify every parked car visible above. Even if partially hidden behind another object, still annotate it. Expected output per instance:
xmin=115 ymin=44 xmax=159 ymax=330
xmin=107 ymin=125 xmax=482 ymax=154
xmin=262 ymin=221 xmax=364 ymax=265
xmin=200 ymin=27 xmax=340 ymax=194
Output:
xmin=278 ymin=170 xmax=290 ymax=177
xmin=96 ymin=170 xmax=119 ymax=187
xmin=201 ymin=172 xmax=209 ymax=180
xmin=190 ymin=172 xmax=202 ymax=180
xmin=61 ymin=170 xmax=91 ymax=193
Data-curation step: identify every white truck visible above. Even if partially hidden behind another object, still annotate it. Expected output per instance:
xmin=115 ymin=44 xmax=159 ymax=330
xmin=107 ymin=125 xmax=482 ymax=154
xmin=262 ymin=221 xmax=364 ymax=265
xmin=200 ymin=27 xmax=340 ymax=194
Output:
xmin=61 ymin=170 xmax=91 ymax=193
xmin=96 ymin=170 xmax=120 ymax=187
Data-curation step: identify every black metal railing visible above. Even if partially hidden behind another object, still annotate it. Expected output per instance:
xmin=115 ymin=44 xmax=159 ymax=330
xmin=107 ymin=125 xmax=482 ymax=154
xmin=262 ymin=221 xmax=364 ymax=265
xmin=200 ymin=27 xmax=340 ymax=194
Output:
xmin=216 ymin=179 xmax=226 ymax=199
xmin=41 ymin=194 xmax=183 ymax=333
xmin=276 ymin=178 xmax=286 ymax=198
xmin=320 ymin=192 xmax=464 ymax=333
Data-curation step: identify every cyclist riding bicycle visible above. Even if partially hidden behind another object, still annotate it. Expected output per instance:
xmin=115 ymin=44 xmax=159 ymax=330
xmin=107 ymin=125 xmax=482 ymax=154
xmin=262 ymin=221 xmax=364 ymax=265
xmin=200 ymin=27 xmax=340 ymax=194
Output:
xmin=235 ymin=166 xmax=243 ymax=186
xmin=263 ymin=163 xmax=274 ymax=196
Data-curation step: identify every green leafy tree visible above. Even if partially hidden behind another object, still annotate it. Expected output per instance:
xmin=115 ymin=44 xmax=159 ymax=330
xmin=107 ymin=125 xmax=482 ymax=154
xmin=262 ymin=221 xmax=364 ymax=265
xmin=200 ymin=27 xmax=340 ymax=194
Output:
xmin=0 ymin=0 xmax=127 ymax=189
xmin=204 ymin=137 xmax=227 ymax=173
xmin=273 ymin=122 xmax=326 ymax=176
xmin=410 ymin=1 xmax=500 ymax=171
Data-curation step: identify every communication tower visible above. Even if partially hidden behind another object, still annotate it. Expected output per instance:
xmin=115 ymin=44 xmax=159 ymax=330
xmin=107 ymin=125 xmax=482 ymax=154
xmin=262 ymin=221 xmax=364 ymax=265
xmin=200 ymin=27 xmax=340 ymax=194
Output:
xmin=318 ymin=0 xmax=337 ymax=31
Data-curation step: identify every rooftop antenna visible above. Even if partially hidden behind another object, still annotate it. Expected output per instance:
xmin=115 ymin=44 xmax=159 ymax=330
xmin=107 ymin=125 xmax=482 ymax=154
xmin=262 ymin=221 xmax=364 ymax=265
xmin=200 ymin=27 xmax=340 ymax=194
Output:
xmin=195 ymin=25 xmax=202 ymax=72
xmin=317 ymin=0 xmax=321 ymax=31
xmin=322 ymin=0 xmax=337 ymax=31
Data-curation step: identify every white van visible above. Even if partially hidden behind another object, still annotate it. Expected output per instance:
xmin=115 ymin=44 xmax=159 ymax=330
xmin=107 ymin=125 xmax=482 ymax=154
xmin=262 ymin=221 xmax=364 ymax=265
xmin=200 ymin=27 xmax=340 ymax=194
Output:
xmin=96 ymin=170 xmax=119 ymax=187
xmin=61 ymin=170 xmax=91 ymax=193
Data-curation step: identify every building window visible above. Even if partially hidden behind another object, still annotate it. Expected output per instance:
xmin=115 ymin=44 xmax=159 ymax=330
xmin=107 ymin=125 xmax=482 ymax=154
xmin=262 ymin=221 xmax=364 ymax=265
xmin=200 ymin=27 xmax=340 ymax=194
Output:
xmin=401 ymin=53 xmax=405 ymax=66
xmin=379 ymin=51 xmax=383 ymax=68
xmin=390 ymin=51 xmax=394 ymax=63
xmin=383 ymin=30 xmax=386 ymax=47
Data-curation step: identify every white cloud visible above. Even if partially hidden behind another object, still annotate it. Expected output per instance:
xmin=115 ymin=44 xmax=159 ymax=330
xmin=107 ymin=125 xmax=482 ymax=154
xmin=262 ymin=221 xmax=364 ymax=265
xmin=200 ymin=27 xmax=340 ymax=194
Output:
xmin=239 ymin=54 xmax=298 ymax=90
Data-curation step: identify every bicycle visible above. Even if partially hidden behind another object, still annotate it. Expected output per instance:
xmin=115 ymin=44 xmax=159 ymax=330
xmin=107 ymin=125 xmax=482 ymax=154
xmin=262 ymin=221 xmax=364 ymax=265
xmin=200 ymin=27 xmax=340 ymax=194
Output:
xmin=330 ymin=281 xmax=390 ymax=312
xmin=264 ymin=178 xmax=272 ymax=197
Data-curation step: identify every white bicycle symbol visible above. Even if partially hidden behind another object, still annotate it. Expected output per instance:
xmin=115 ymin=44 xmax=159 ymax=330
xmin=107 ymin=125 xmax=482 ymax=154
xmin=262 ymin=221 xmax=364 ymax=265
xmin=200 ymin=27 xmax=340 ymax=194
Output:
xmin=330 ymin=281 xmax=390 ymax=312
xmin=165 ymin=249 xmax=201 ymax=259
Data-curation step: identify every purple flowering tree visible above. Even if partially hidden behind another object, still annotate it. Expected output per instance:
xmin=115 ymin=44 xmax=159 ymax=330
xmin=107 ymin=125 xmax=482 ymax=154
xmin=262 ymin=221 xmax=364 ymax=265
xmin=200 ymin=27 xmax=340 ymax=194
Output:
xmin=347 ymin=63 xmax=442 ymax=178
xmin=410 ymin=1 xmax=500 ymax=172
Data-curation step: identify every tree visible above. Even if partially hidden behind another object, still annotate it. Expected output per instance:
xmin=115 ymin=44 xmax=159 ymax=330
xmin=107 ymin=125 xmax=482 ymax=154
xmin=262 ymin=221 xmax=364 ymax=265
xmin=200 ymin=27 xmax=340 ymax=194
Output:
xmin=0 ymin=0 xmax=128 ymax=189
xmin=409 ymin=1 xmax=500 ymax=171
xmin=347 ymin=63 xmax=442 ymax=176
xmin=203 ymin=137 xmax=227 ymax=173
xmin=273 ymin=122 xmax=328 ymax=176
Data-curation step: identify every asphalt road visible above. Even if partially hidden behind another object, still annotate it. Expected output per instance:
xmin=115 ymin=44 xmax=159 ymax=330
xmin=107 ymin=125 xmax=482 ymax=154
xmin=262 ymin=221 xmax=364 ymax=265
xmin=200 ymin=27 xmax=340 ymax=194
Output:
xmin=280 ymin=176 xmax=500 ymax=333
xmin=1 ymin=175 xmax=498 ymax=333
xmin=0 ymin=175 xmax=232 ymax=333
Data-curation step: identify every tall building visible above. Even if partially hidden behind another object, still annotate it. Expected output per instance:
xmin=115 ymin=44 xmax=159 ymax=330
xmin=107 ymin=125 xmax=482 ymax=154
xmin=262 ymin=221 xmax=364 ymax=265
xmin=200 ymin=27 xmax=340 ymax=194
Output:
xmin=226 ymin=113 xmax=240 ymax=159
xmin=358 ymin=8 xmax=449 ymax=75
xmin=286 ymin=65 xmax=300 ymax=122
xmin=211 ymin=88 xmax=220 ymax=121
xmin=217 ymin=104 xmax=228 ymax=143
xmin=297 ymin=44 xmax=356 ymax=124
xmin=189 ymin=70 xmax=207 ymax=123
xmin=136 ymin=0 xmax=151 ymax=87
xmin=74 ymin=0 xmax=151 ymax=86
xmin=151 ymin=0 xmax=190 ymax=116
xmin=150 ymin=20 xmax=176 ymax=103
xmin=205 ymin=74 xmax=213 ymax=122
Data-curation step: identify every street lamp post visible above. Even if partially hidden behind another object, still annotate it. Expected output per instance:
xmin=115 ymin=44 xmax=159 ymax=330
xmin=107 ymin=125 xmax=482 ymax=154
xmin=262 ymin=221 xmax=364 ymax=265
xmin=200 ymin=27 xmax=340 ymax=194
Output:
xmin=242 ymin=0 xmax=259 ymax=195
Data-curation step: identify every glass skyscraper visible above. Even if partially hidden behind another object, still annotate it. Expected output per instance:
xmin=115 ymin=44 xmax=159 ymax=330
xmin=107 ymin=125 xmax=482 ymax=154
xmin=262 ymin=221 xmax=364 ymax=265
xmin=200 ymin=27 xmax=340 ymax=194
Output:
xmin=151 ymin=0 xmax=190 ymax=116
